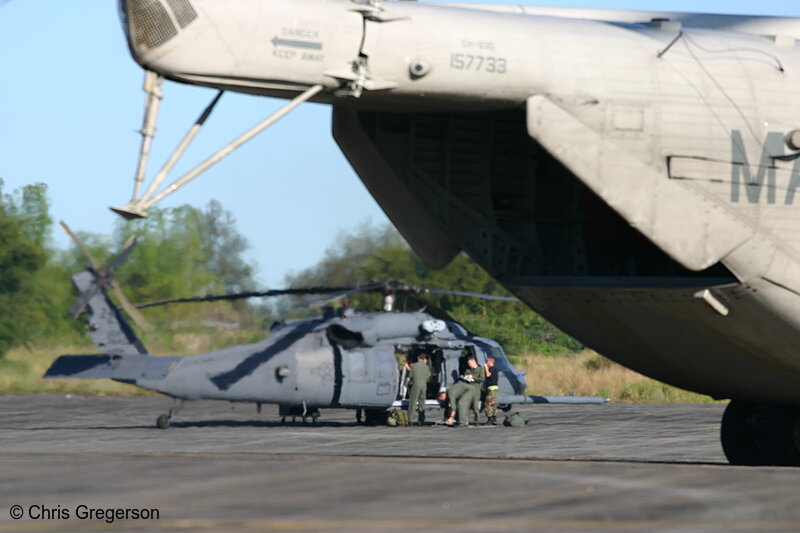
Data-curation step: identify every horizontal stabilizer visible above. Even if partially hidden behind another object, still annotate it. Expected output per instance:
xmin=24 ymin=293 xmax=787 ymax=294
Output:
xmin=45 ymin=355 xmax=115 ymax=379
xmin=45 ymin=354 xmax=181 ymax=381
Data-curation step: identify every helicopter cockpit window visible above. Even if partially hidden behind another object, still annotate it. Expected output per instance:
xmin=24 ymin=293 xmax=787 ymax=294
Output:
xmin=326 ymin=324 xmax=364 ymax=349
xmin=446 ymin=321 xmax=468 ymax=337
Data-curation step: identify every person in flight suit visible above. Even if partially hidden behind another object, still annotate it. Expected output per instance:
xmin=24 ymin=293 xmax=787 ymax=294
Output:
xmin=445 ymin=355 xmax=485 ymax=426
xmin=406 ymin=352 xmax=431 ymax=425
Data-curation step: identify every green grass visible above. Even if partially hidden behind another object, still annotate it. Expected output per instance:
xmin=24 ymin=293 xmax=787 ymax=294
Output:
xmin=515 ymin=351 xmax=720 ymax=404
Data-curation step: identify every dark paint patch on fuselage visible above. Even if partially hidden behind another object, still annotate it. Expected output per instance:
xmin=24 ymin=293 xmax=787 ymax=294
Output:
xmin=210 ymin=319 xmax=326 ymax=390
xmin=331 ymin=342 xmax=344 ymax=406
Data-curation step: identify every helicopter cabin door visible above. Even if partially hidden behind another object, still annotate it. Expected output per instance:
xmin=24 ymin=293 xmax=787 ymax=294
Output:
xmin=338 ymin=346 xmax=398 ymax=407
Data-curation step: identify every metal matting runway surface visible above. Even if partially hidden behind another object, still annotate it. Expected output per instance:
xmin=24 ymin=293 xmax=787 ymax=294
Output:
xmin=2 ymin=395 xmax=800 ymax=532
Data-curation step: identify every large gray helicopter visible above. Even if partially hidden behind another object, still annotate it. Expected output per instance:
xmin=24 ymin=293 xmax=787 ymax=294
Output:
xmin=46 ymin=238 xmax=605 ymax=428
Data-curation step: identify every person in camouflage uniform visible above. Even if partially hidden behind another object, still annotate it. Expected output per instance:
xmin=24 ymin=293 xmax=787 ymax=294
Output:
xmin=406 ymin=352 xmax=431 ymax=424
xmin=483 ymin=356 xmax=499 ymax=425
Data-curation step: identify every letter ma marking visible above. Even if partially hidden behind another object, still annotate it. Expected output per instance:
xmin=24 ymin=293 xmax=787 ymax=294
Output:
xmin=730 ymin=130 xmax=784 ymax=204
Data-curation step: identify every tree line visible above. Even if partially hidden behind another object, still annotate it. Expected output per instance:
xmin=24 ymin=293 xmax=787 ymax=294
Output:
xmin=0 ymin=180 xmax=581 ymax=359
xmin=0 ymin=179 xmax=259 ymax=357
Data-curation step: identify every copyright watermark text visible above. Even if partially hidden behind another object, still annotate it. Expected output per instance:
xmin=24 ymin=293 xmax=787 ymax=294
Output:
xmin=9 ymin=504 xmax=159 ymax=524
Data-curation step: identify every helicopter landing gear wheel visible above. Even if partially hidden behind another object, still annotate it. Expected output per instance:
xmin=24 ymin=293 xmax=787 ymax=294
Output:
xmin=721 ymin=401 xmax=764 ymax=465
xmin=721 ymin=401 xmax=800 ymax=466
xmin=156 ymin=414 xmax=171 ymax=429
xmin=155 ymin=398 xmax=186 ymax=429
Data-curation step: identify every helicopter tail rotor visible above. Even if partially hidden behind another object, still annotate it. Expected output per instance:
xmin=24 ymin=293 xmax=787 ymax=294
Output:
xmin=60 ymin=221 xmax=153 ymax=332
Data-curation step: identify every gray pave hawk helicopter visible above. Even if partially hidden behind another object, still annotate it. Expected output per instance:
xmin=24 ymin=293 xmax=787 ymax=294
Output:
xmin=46 ymin=231 xmax=605 ymax=429
xmin=106 ymin=1 xmax=800 ymax=464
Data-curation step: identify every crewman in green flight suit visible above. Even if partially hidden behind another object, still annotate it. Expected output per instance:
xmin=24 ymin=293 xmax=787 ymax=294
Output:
xmin=406 ymin=352 xmax=431 ymax=425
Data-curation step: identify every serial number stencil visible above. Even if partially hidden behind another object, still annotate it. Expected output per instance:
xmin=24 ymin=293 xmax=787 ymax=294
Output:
xmin=450 ymin=53 xmax=507 ymax=74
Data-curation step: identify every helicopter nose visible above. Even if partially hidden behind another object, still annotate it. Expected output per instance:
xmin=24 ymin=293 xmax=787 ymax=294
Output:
xmin=118 ymin=0 xmax=199 ymax=59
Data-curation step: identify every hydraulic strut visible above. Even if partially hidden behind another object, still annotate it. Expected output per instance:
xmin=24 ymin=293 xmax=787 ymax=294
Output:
xmin=112 ymin=72 xmax=325 ymax=219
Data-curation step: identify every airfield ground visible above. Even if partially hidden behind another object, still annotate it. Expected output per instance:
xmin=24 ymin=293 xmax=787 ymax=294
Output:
xmin=2 ymin=395 xmax=799 ymax=532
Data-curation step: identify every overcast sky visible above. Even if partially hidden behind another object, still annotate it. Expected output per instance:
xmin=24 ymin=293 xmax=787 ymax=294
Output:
xmin=1 ymin=0 xmax=798 ymax=286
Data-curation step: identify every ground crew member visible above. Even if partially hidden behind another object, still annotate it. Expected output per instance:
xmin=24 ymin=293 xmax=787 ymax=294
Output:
xmin=406 ymin=353 xmax=431 ymax=424
xmin=484 ymin=356 xmax=499 ymax=425
xmin=437 ymin=389 xmax=450 ymax=422
xmin=463 ymin=356 xmax=485 ymax=424
xmin=445 ymin=355 xmax=485 ymax=426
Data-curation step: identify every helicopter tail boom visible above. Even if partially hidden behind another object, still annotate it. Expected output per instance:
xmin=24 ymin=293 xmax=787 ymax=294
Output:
xmin=45 ymin=354 xmax=180 ymax=383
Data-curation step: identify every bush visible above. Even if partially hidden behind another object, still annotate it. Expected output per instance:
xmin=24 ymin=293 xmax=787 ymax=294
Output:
xmin=583 ymin=354 xmax=615 ymax=371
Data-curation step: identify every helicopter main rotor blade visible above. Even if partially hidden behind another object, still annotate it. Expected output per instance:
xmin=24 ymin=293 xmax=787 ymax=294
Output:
xmin=305 ymin=284 xmax=385 ymax=309
xmin=134 ymin=280 xmax=517 ymax=311
xmin=134 ymin=286 xmax=359 ymax=309
xmin=111 ymin=281 xmax=153 ymax=331
xmin=427 ymin=289 xmax=519 ymax=302
xmin=59 ymin=220 xmax=102 ymax=271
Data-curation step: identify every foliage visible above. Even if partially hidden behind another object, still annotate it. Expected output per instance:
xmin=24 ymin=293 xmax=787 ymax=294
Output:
xmin=114 ymin=205 xmax=220 ymax=304
xmin=282 ymin=221 xmax=583 ymax=355
xmin=203 ymin=199 xmax=256 ymax=294
xmin=0 ymin=180 xmax=50 ymax=357
xmin=457 ymin=309 xmax=584 ymax=358
xmin=583 ymin=353 xmax=616 ymax=371
xmin=616 ymin=380 xmax=717 ymax=403
xmin=0 ymin=183 xmax=260 ymax=354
